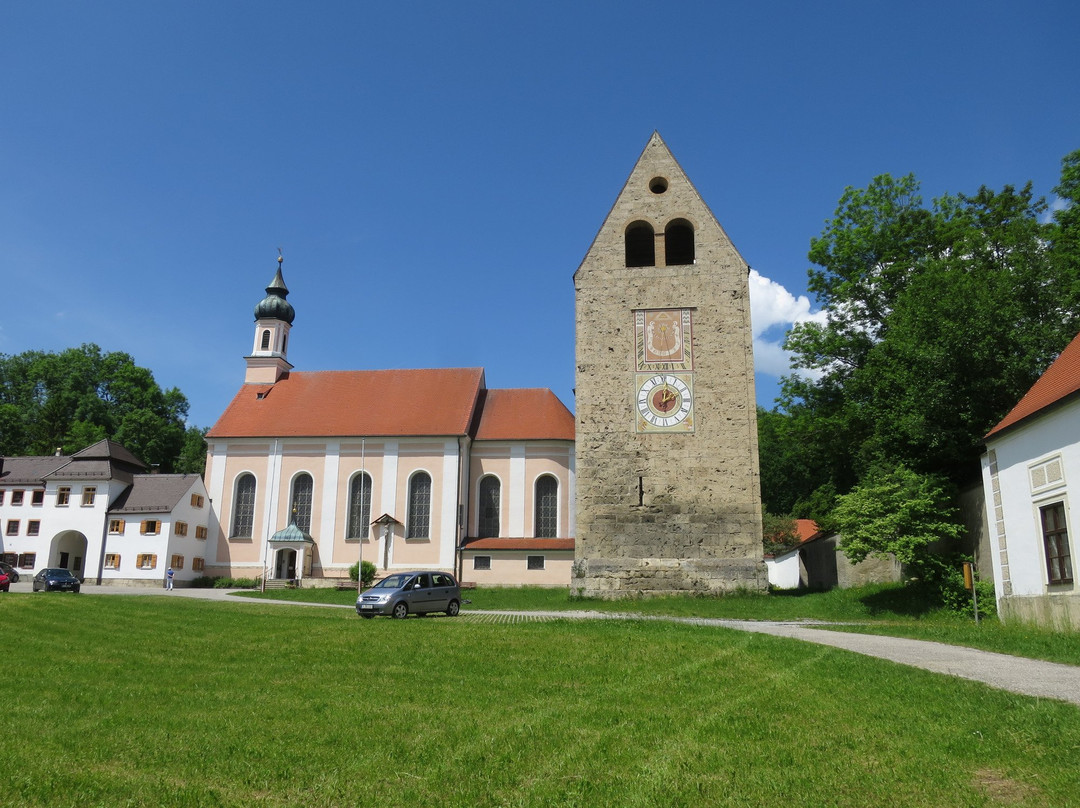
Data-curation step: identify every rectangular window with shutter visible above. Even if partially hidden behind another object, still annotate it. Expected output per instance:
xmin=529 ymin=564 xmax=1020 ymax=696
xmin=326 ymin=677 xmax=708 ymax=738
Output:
xmin=175 ymin=522 xmax=188 ymax=537
xmin=109 ymin=519 xmax=126 ymax=534
xmin=171 ymin=554 xmax=184 ymax=569
xmin=191 ymin=494 xmax=205 ymax=508
xmin=137 ymin=554 xmax=158 ymax=570
xmin=195 ymin=525 xmax=208 ymax=539
xmin=192 ymin=557 xmax=205 ymax=571
xmin=141 ymin=520 xmax=160 ymax=535
xmin=104 ymin=554 xmax=121 ymax=569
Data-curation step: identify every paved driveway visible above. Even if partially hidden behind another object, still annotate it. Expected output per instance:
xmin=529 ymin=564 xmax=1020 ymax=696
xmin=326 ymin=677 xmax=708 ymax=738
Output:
xmin=13 ymin=583 xmax=1080 ymax=706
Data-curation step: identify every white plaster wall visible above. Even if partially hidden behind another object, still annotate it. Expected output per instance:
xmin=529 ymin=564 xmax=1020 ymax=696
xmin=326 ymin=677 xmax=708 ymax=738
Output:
xmin=985 ymin=401 xmax=1080 ymax=599
xmin=766 ymin=551 xmax=801 ymax=589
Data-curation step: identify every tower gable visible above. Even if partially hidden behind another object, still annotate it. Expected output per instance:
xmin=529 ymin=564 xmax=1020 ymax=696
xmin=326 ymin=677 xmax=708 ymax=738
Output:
xmin=573 ymin=132 xmax=765 ymax=598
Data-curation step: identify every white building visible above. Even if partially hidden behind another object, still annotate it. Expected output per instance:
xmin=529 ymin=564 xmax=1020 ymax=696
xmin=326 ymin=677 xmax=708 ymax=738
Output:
xmin=982 ymin=332 xmax=1080 ymax=628
xmin=0 ymin=440 xmax=210 ymax=587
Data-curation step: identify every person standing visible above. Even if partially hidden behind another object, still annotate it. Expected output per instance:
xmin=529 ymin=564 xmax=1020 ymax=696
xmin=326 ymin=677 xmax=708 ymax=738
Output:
xmin=166 ymin=567 xmax=174 ymax=590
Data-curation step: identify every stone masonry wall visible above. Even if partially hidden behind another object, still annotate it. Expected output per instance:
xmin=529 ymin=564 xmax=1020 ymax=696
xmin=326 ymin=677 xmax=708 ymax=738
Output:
xmin=573 ymin=134 xmax=766 ymax=598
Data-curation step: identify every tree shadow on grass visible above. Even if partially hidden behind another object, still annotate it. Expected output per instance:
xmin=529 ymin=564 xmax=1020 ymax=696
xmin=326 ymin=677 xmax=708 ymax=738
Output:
xmin=857 ymin=584 xmax=940 ymax=618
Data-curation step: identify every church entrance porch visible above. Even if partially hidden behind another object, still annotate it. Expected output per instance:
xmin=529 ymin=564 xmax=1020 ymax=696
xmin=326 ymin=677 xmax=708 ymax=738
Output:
xmin=274 ymin=548 xmax=297 ymax=581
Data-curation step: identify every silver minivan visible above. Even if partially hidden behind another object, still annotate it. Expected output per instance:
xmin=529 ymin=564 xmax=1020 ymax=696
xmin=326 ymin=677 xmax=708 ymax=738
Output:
xmin=355 ymin=571 xmax=461 ymax=619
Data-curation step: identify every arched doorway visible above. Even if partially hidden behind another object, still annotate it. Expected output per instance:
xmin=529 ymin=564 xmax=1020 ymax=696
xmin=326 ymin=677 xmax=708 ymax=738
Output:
xmin=49 ymin=530 xmax=88 ymax=575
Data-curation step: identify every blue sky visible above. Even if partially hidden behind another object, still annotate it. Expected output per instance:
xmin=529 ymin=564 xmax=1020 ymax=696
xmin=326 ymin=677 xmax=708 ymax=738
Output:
xmin=2 ymin=1 xmax=1077 ymax=429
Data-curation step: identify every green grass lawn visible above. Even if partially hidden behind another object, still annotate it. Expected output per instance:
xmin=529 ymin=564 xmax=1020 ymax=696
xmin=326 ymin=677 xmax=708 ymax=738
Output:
xmin=241 ymin=582 xmax=1080 ymax=665
xmin=3 ymin=593 xmax=1079 ymax=807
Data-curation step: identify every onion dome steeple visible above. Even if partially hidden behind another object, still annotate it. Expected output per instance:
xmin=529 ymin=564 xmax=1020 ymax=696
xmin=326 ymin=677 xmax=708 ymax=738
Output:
xmin=254 ymin=254 xmax=295 ymax=324
xmin=244 ymin=253 xmax=296 ymax=385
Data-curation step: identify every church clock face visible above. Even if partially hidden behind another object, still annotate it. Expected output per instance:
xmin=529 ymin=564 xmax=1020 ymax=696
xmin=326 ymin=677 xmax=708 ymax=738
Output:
xmin=636 ymin=373 xmax=694 ymax=432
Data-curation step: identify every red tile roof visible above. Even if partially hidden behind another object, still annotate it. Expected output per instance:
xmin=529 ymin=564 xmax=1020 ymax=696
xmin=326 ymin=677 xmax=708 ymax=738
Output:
xmin=986 ymin=332 xmax=1080 ymax=439
xmin=207 ymin=369 xmax=486 ymax=438
xmin=795 ymin=518 xmax=822 ymax=543
xmin=463 ymin=538 xmax=575 ymax=551
xmin=473 ymin=389 xmax=575 ymax=441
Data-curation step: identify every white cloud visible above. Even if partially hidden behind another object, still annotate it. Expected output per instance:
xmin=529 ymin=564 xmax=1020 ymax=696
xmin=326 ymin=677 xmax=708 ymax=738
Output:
xmin=1042 ymin=196 xmax=1070 ymax=224
xmin=748 ymin=269 xmax=826 ymax=378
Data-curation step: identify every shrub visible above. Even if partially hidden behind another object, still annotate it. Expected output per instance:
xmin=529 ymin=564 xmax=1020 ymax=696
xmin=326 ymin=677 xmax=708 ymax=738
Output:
xmin=348 ymin=561 xmax=377 ymax=586
xmin=212 ymin=577 xmax=259 ymax=589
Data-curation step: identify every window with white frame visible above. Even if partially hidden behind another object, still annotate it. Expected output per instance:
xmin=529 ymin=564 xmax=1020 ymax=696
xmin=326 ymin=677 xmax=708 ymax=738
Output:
xmin=478 ymin=476 xmax=500 ymax=538
xmin=347 ymin=472 xmax=372 ymax=540
xmin=534 ymin=475 xmax=558 ymax=538
xmin=231 ymin=474 xmax=256 ymax=538
xmin=104 ymin=554 xmax=121 ymax=569
xmin=291 ymin=473 xmax=313 ymax=532
xmin=57 ymin=487 xmax=70 ymax=506
xmin=1041 ymin=502 xmax=1073 ymax=585
xmin=82 ymin=487 xmax=96 ymax=506
xmin=406 ymin=472 xmax=432 ymax=539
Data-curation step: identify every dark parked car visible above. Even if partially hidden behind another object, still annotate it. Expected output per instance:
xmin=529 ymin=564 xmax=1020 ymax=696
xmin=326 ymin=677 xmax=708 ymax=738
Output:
xmin=356 ymin=570 xmax=461 ymax=619
xmin=0 ymin=561 xmax=19 ymax=584
xmin=33 ymin=568 xmax=81 ymax=593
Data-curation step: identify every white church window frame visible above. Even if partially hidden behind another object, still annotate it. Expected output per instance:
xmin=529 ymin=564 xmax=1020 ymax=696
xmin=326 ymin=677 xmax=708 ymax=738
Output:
xmin=347 ymin=472 xmax=373 ymax=540
xmin=534 ymin=474 xmax=559 ymax=538
xmin=290 ymin=472 xmax=314 ymax=533
xmin=477 ymin=474 xmax=501 ymax=539
xmin=406 ymin=471 xmax=432 ymax=540
xmin=231 ymin=473 xmax=257 ymax=539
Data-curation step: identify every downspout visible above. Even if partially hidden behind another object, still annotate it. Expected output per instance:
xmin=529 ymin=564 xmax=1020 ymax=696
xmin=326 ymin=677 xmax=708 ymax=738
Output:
xmin=456 ymin=434 xmax=467 ymax=582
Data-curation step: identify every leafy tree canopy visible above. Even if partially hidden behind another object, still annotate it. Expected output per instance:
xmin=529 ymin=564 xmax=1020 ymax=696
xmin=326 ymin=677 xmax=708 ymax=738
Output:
xmin=0 ymin=344 xmax=205 ymax=474
xmin=773 ymin=149 xmax=1080 ymax=504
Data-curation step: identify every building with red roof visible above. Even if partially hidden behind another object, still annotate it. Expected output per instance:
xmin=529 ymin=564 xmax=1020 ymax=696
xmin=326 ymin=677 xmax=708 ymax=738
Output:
xmin=203 ymin=259 xmax=575 ymax=588
xmin=982 ymin=332 xmax=1080 ymax=628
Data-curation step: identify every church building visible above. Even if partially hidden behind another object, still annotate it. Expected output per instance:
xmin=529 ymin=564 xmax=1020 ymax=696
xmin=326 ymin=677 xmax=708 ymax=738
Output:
xmin=202 ymin=258 xmax=575 ymax=586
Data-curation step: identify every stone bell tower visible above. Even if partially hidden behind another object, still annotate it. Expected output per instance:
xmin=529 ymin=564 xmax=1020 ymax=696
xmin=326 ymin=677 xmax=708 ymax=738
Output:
xmin=572 ymin=132 xmax=766 ymax=598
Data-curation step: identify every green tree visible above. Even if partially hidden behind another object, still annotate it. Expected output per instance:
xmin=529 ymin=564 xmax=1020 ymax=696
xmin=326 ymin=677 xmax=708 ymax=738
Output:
xmin=832 ymin=465 xmax=964 ymax=569
xmin=0 ymin=344 xmax=199 ymax=473
xmin=782 ymin=154 xmax=1080 ymax=491
xmin=176 ymin=426 xmax=209 ymax=476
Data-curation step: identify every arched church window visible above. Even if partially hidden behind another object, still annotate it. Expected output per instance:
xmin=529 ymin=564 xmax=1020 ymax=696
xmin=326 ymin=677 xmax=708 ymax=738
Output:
xmin=231 ymin=473 xmax=257 ymax=538
xmin=534 ymin=475 xmax=558 ymax=538
xmin=406 ymin=472 xmax=432 ymax=539
xmin=291 ymin=473 xmax=313 ymax=533
xmin=665 ymin=219 xmax=695 ymax=265
xmin=478 ymin=476 xmax=500 ymax=538
xmin=347 ymin=472 xmax=372 ymax=539
xmin=261 ymin=330 xmax=271 ymax=350
xmin=625 ymin=221 xmax=655 ymax=267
